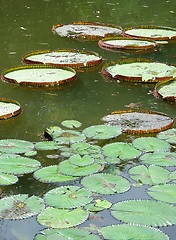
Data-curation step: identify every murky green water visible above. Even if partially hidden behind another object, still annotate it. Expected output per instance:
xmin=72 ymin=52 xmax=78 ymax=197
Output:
xmin=0 ymin=0 xmax=176 ymax=239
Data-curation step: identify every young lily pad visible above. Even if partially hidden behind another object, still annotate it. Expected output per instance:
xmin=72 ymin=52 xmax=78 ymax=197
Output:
xmin=1 ymin=65 xmax=77 ymax=87
xmin=83 ymin=125 xmax=122 ymax=140
xmin=132 ymin=137 xmax=171 ymax=152
xmin=33 ymin=165 xmax=78 ymax=183
xmin=34 ymin=141 xmax=61 ymax=151
xmin=0 ymin=98 xmax=21 ymax=120
xmin=54 ymin=130 xmax=86 ymax=145
xmin=58 ymin=160 xmax=102 ymax=177
xmin=85 ymin=199 xmax=112 ymax=212
xmin=140 ymin=152 xmax=176 ymax=167
xmin=52 ymin=22 xmax=122 ymax=40
xmin=154 ymin=79 xmax=176 ymax=101
xmin=69 ymin=154 xmax=94 ymax=167
xmin=0 ymin=139 xmax=34 ymax=154
xmin=157 ymin=128 xmax=176 ymax=144
xmin=102 ymin=110 xmax=174 ymax=134
xmin=81 ymin=173 xmax=130 ymax=195
xmin=44 ymin=126 xmax=63 ymax=140
xmin=102 ymin=142 xmax=141 ymax=160
xmin=44 ymin=186 xmax=93 ymax=209
xmin=99 ymin=224 xmax=169 ymax=240
xmin=22 ymin=49 xmax=102 ymax=69
xmin=102 ymin=59 xmax=176 ymax=82
xmin=147 ymin=184 xmax=176 ymax=204
xmin=129 ymin=165 xmax=170 ymax=185
xmin=37 ymin=207 xmax=89 ymax=228
xmin=110 ymin=199 xmax=176 ymax=227
xmin=34 ymin=228 xmax=101 ymax=240
xmin=0 ymin=194 xmax=45 ymax=220
xmin=0 ymin=173 xmax=18 ymax=186
xmin=61 ymin=119 xmax=82 ymax=129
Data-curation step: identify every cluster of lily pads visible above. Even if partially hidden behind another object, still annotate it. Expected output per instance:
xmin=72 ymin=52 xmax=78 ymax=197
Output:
xmin=1 ymin=120 xmax=176 ymax=239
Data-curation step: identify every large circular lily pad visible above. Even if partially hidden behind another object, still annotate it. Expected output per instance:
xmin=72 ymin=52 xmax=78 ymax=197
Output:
xmin=102 ymin=110 xmax=174 ymax=134
xmin=0 ymin=98 xmax=21 ymax=120
xmin=154 ymin=79 xmax=176 ymax=101
xmin=1 ymin=65 xmax=76 ymax=87
xmin=52 ymin=21 xmax=122 ymax=40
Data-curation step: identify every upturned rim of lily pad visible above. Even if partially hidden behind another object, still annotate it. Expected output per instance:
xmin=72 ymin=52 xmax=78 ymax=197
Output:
xmin=0 ymin=97 xmax=21 ymax=120
xmin=1 ymin=65 xmax=77 ymax=87
xmin=153 ymin=78 xmax=176 ymax=101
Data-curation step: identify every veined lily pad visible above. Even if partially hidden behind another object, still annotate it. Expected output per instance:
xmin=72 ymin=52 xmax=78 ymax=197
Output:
xmin=0 ymin=98 xmax=21 ymax=120
xmin=124 ymin=26 xmax=176 ymax=40
xmin=85 ymin=199 xmax=112 ymax=212
xmin=1 ymin=65 xmax=76 ymax=87
xmin=34 ymin=228 xmax=101 ymax=240
xmin=140 ymin=152 xmax=176 ymax=167
xmin=99 ymin=224 xmax=169 ymax=240
xmin=61 ymin=119 xmax=82 ymax=129
xmin=154 ymin=79 xmax=176 ymax=101
xmin=34 ymin=141 xmax=61 ymax=151
xmin=0 ymin=173 xmax=18 ymax=186
xmin=129 ymin=165 xmax=170 ymax=185
xmin=44 ymin=186 xmax=93 ymax=209
xmin=110 ymin=199 xmax=176 ymax=227
xmin=52 ymin=21 xmax=122 ymax=40
xmin=132 ymin=137 xmax=171 ymax=152
xmin=22 ymin=49 xmax=102 ymax=69
xmin=157 ymin=128 xmax=176 ymax=144
xmin=33 ymin=165 xmax=78 ymax=183
xmin=37 ymin=207 xmax=89 ymax=228
xmin=54 ymin=130 xmax=86 ymax=145
xmin=102 ymin=110 xmax=174 ymax=134
xmin=81 ymin=173 xmax=130 ymax=195
xmin=69 ymin=154 xmax=94 ymax=167
xmin=147 ymin=184 xmax=176 ymax=204
xmin=0 ymin=194 xmax=45 ymax=220
xmin=0 ymin=139 xmax=34 ymax=154
xmin=82 ymin=124 xmax=122 ymax=140
xmin=102 ymin=59 xmax=176 ymax=82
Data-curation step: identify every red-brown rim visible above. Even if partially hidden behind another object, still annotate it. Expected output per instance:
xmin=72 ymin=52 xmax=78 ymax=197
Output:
xmin=153 ymin=79 xmax=176 ymax=101
xmin=0 ymin=97 xmax=21 ymax=120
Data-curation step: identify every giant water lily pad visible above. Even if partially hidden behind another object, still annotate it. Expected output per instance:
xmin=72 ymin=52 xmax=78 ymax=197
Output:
xmin=0 ymin=173 xmax=18 ymax=186
xmin=81 ymin=173 xmax=130 ymax=195
xmin=0 ymin=139 xmax=34 ymax=154
xmin=37 ymin=207 xmax=89 ymax=228
xmin=99 ymin=224 xmax=169 ymax=240
xmin=102 ymin=110 xmax=174 ymax=134
xmin=110 ymin=199 xmax=176 ymax=227
xmin=102 ymin=59 xmax=176 ymax=82
xmin=157 ymin=128 xmax=176 ymax=144
xmin=154 ymin=79 xmax=176 ymax=101
xmin=1 ymin=65 xmax=76 ymax=87
xmin=22 ymin=49 xmax=102 ymax=69
xmin=52 ymin=22 xmax=122 ymax=40
xmin=44 ymin=186 xmax=93 ymax=209
xmin=0 ymin=194 xmax=45 ymax=220
xmin=124 ymin=26 xmax=176 ymax=40
xmin=0 ymin=98 xmax=21 ymax=120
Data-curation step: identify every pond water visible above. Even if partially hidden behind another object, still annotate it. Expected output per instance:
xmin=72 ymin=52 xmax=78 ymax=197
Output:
xmin=0 ymin=0 xmax=176 ymax=239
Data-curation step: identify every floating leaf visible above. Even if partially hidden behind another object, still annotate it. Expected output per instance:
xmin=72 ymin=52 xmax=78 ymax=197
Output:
xmin=34 ymin=141 xmax=61 ymax=151
xmin=61 ymin=119 xmax=82 ymax=129
xmin=147 ymin=184 xmax=176 ymax=204
xmin=81 ymin=173 xmax=130 ymax=195
xmin=34 ymin=228 xmax=100 ymax=240
xmin=44 ymin=186 xmax=93 ymax=209
xmin=54 ymin=130 xmax=86 ymax=144
xmin=37 ymin=207 xmax=89 ymax=228
xmin=154 ymin=79 xmax=176 ymax=101
xmin=140 ymin=152 xmax=176 ymax=166
xmin=0 ymin=194 xmax=45 ymax=220
xmin=132 ymin=137 xmax=170 ymax=152
xmin=157 ymin=128 xmax=176 ymax=144
xmin=69 ymin=154 xmax=94 ymax=167
xmin=85 ymin=199 xmax=112 ymax=212
xmin=0 ymin=98 xmax=21 ymax=120
xmin=110 ymin=199 xmax=176 ymax=227
xmin=83 ymin=125 xmax=122 ymax=140
xmin=99 ymin=224 xmax=169 ymax=240
xmin=33 ymin=165 xmax=78 ymax=183
xmin=102 ymin=142 xmax=141 ymax=160
xmin=0 ymin=173 xmax=18 ymax=186
xmin=44 ymin=126 xmax=63 ymax=140
xmin=58 ymin=160 xmax=102 ymax=177
xmin=129 ymin=165 xmax=170 ymax=185
xmin=102 ymin=110 xmax=174 ymax=134
xmin=0 ymin=139 xmax=34 ymax=154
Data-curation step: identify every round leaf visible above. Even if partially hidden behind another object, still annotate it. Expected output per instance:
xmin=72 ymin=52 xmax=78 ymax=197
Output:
xmin=0 ymin=139 xmax=34 ymax=154
xmin=157 ymin=128 xmax=176 ymax=144
xmin=69 ymin=154 xmax=94 ymax=167
xmin=61 ymin=120 xmax=82 ymax=129
xmin=0 ymin=173 xmax=18 ymax=186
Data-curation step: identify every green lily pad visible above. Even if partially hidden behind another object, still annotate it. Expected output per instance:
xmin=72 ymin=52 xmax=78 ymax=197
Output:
xmin=110 ymin=199 xmax=176 ymax=227
xmin=37 ymin=207 xmax=89 ymax=228
xmin=33 ymin=165 xmax=78 ymax=183
xmin=44 ymin=186 xmax=93 ymax=209
xmin=0 ymin=194 xmax=45 ymax=220
xmin=99 ymin=224 xmax=169 ymax=240
xmin=70 ymin=142 xmax=102 ymax=156
xmin=54 ymin=130 xmax=86 ymax=144
xmin=85 ymin=199 xmax=112 ymax=212
xmin=34 ymin=141 xmax=61 ymax=150
xmin=61 ymin=120 xmax=82 ymax=129
xmin=0 ymin=139 xmax=34 ymax=154
xmin=157 ymin=128 xmax=176 ymax=144
xmin=83 ymin=124 xmax=122 ymax=140
xmin=147 ymin=184 xmax=176 ymax=204
xmin=81 ymin=173 xmax=130 ymax=195
xmin=154 ymin=79 xmax=176 ymax=100
xmin=69 ymin=154 xmax=94 ymax=167
xmin=132 ymin=137 xmax=171 ymax=152
xmin=45 ymin=126 xmax=63 ymax=140
xmin=129 ymin=165 xmax=170 ymax=185
xmin=0 ymin=173 xmax=18 ymax=186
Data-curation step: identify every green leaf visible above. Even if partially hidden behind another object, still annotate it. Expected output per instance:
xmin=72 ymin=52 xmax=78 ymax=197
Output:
xmin=140 ymin=152 xmax=176 ymax=166
xmin=54 ymin=130 xmax=86 ymax=144
xmin=0 ymin=194 xmax=45 ymax=220
xmin=34 ymin=141 xmax=61 ymax=150
xmin=111 ymin=199 xmax=176 ymax=227
xmin=81 ymin=173 xmax=130 ymax=195
xmin=61 ymin=120 xmax=82 ymax=129
xmin=45 ymin=126 xmax=63 ymax=139
xmin=69 ymin=154 xmax=94 ymax=167
xmin=0 ymin=173 xmax=18 ymax=186
xmin=157 ymin=128 xmax=176 ymax=144
xmin=85 ymin=199 xmax=112 ymax=212
xmin=37 ymin=207 xmax=89 ymax=228
xmin=0 ymin=139 xmax=34 ymax=154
